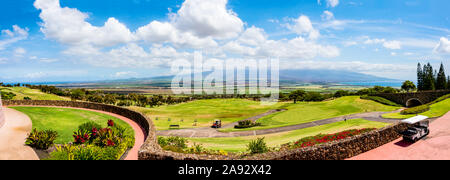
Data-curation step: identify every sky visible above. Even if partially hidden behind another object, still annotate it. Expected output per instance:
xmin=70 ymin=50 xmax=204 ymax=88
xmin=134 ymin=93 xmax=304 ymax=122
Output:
xmin=0 ymin=0 xmax=449 ymax=83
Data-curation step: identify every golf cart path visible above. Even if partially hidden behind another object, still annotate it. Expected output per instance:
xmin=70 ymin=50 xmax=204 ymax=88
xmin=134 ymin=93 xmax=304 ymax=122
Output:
xmin=157 ymin=109 xmax=403 ymax=138
xmin=349 ymin=111 xmax=450 ymax=160
xmin=4 ymin=106 xmax=145 ymax=160
xmin=0 ymin=108 xmax=39 ymax=160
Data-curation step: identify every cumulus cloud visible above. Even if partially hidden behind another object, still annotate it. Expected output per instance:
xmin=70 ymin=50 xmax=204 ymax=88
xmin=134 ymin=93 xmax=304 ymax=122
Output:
xmin=34 ymin=0 xmax=340 ymax=68
xmin=0 ymin=25 xmax=29 ymax=50
xmin=288 ymin=15 xmax=320 ymax=39
xmin=172 ymin=0 xmax=244 ymax=39
xmin=34 ymin=0 xmax=135 ymax=47
xmin=434 ymin=37 xmax=450 ymax=54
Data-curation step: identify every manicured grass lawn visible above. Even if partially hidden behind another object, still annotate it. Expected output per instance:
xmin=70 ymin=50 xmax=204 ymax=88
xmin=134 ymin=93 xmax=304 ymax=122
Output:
xmin=0 ymin=87 xmax=69 ymax=100
xmin=188 ymin=119 xmax=390 ymax=152
xmin=382 ymin=98 xmax=450 ymax=119
xmin=220 ymin=96 xmax=399 ymax=132
xmin=11 ymin=107 xmax=134 ymax=144
xmin=130 ymin=99 xmax=285 ymax=130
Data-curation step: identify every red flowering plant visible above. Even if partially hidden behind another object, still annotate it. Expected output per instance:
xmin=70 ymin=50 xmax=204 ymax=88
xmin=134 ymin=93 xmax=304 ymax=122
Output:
xmin=107 ymin=120 xmax=114 ymax=127
xmin=287 ymin=128 xmax=376 ymax=149
xmin=73 ymin=130 xmax=91 ymax=145
xmin=94 ymin=127 xmax=120 ymax=147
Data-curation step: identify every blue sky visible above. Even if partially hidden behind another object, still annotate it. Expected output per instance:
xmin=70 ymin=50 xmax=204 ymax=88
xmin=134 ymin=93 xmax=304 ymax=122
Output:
xmin=0 ymin=0 xmax=449 ymax=83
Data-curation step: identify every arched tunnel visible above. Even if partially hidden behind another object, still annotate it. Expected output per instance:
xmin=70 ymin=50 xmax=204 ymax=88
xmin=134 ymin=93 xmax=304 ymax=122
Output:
xmin=406 ymin=98 xmax=423 ymax=107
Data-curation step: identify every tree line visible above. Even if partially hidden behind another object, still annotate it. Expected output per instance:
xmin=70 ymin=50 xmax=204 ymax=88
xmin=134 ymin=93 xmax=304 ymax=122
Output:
xmin=417 ymin=62 xmax=450 ymax=91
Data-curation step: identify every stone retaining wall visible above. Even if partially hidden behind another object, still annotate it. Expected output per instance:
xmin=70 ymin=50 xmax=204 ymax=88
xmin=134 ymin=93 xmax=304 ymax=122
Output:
xmin=3 ymin=100 xmax=410 ymax=160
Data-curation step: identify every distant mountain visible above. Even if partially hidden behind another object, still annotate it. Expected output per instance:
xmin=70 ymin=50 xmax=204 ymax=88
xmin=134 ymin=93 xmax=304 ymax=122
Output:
xmin=279 ymin=69 xmax=397 ymax=83
xmin=55 ymin=69 xmax=398 ymax=88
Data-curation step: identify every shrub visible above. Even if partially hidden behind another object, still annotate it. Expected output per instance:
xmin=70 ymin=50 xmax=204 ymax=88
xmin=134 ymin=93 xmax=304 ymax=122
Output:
xmin=23 ymin=97 xmax=32 ymax=100
xmin=158 ymin=136 xmax=188 ymax=149
xmin=73 ymin=129 xmax=91 ymax=145
xmin=401 ymin=105 xmax=430 ymax=115
xmin=247 ymin=137 xmax=269 ymax=154
xmin=0 ymin=91 xmax=16 ymax=100
xmin=78 ymin=122 xmax=102 ymax=134
xmin=234 ymin=120 xmax=261 ymax=129
xmin=361 ymin=95 xmax=402 ymax=107
xmin=48 ymin=145 xmax=122 ymax=160
xmin=26 ymin=129 xmax=58 ymax=150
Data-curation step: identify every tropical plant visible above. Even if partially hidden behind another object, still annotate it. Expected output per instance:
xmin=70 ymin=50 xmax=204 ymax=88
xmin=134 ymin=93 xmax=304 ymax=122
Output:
xmin=25 ymin=129 xmax=58 ymax=150
xmin=247 ymin=137 xmax=269 ymax=154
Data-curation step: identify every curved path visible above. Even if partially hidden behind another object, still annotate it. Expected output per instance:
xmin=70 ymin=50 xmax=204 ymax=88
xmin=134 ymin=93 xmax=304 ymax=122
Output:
xmin=3 ymin=106 xmax=145 ymax=160
xmin=349 ymin=111 xmax=450 ymax=160
xmin=0 ymin=108 xmax=39 ymax=160
xmin=157 ymin=109 xmax=404 ymax=138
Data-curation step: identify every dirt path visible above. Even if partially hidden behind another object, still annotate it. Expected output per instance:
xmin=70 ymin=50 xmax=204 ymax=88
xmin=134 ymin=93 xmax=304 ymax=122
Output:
xmin=157 ymin=109 xmax=403 ymax=138
xmin=0 ymin=108 xmax=39 ymax=160
xmin=349 ymin=111 xmax=450 ymax=160
xmin=4 ymin=106 xmax=145 ymax=160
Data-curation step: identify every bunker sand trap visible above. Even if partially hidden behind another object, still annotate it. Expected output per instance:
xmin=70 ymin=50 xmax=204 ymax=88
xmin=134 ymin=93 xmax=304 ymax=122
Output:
xmin=350 ymin=111 xmax=450 ymax=160
xmin=0 ymin=108 xmax=39 ymax=160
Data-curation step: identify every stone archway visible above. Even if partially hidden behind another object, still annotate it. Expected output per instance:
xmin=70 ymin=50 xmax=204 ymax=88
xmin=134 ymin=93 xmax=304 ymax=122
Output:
xmin=406 ymin=98 xmax=423 ymax=107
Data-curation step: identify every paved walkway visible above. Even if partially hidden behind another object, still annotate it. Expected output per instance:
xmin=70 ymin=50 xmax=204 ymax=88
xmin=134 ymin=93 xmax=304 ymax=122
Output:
xmin=157 ymin=109 xmax=403 ymax=138
xmin=0 ymin=108 xmax=39 ymax=160
xmin=349 ymin=111 xmax=450 ymax=160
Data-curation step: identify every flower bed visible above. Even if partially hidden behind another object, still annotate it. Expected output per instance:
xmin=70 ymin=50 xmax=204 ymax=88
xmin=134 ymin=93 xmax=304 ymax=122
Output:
xmin=284 ymin=128 xmax=376 ymax=149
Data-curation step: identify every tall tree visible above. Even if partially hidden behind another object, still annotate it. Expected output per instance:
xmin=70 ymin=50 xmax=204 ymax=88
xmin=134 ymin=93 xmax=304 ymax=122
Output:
xmin=401 ymin=80 xmax=416 ymax=92
xmin=436 ymin=63 xmax=447 ymax=90
xmin=417 ymin=63 xmax=423 ymax=91
xmin=423 ymin=63 xmax=435 ymax=91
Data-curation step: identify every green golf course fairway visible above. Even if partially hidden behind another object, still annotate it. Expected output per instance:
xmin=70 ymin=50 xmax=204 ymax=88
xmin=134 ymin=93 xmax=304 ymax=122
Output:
xmin=382 ymin=98 xmax=450 ymax=119
xmin=220 ymin=96 xmax=399 ymax=132
xmin=11 ymin=107 xmax=134 ymax=144
xmin=130 ymin=99 xmax=285 ymax=130
xmin=188 ymin=118 xmax=390 ymax=152
xmin=0 ymin=87 xmax=69 ymax=101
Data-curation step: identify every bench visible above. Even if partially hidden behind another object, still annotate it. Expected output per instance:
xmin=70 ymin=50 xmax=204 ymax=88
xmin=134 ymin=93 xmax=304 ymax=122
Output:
xmin=169 ymin=125 xmax=180 ymax=129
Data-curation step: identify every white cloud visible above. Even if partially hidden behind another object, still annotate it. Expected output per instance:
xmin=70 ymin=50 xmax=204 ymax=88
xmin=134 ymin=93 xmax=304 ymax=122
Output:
xmin=172 ymin=0 xmax=244 ymax=39
xmin=318 ymin=0 xmax=339 ymax=8
xmin=364 ymin=37 xmax=401 ymax=49
xmin=34 ymin=0 xmax=135 ymax=47
xmin=383 ymin=40 xmax=402 ymax=50
xmin=0 ymin=25 xmax=29 ymax=50
xmin=321 ymin=11 xmax=334 ymax=21
xmin=434 ymin=37 xmax=450 ymax=54
xmin=288 ymin=15 xmax=320 ymax=39
xmin=39 ymin=58 xmax=58 ymax=63
xmin=14 ymin=47 xmax=27 ymax=56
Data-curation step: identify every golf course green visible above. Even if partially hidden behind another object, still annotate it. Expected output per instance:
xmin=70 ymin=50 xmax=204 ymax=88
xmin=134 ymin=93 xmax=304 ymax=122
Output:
xmin=188 ymin=118 xmax=390 ymax=152
xmin=130 ymin=99 xmax=285 ymax=130
xmin=11 ymin=107 xmax=134 ymax=144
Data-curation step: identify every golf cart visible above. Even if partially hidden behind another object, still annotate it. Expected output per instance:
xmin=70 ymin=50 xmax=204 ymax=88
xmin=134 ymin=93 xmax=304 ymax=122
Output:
xmin=400 ymin=115 xmax=430 ymax=142
xmin=211 ymin=119 xmax=222 ymax=128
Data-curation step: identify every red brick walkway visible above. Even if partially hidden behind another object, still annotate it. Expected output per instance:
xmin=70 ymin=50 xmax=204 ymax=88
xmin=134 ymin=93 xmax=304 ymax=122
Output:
xmin=349 ymin=111 xmax=450 ymax=160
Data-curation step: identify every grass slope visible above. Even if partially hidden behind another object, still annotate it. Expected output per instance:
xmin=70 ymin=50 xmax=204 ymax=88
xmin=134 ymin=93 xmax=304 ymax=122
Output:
xmin=188 ymin=119 xmax=390 ymax=152
xmin=221 ymin=96 xmax=399 ymax=132
xmin=130 ymin=99 xmax=284 ymax=130
xmin=382 ymin=98 xmax=450 ymax=119
xmin=0 ymin=87 xmax=69 ymax=100
xmin=11 ymin=107 xmax=134 ymax=144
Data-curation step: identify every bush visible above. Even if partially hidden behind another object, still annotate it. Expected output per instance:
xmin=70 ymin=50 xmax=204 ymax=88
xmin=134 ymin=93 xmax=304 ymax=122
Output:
xmin=247 ymin=137 xmax=269 ymax=154
xmin=23 ymin=97 xmax=32 ymax=100
xmin=158 ymin=136 xmax=188 ymax=149
xmin=401 ymin=105 xmax=430 ymax=115
xmin=234 ymin=120 xmax=261 ymax=129
xmin=78 ymin=122 xmax=102 ymax=134
xmin=26 ymin=129 xmax=58 ymax=150
xmin=48 ymin=145 xmax=123 ymax=160
xmin=0 ymin=91 xmax=16 ymax=100
xmin=360 ymin=95 xmax=402 ymax=107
